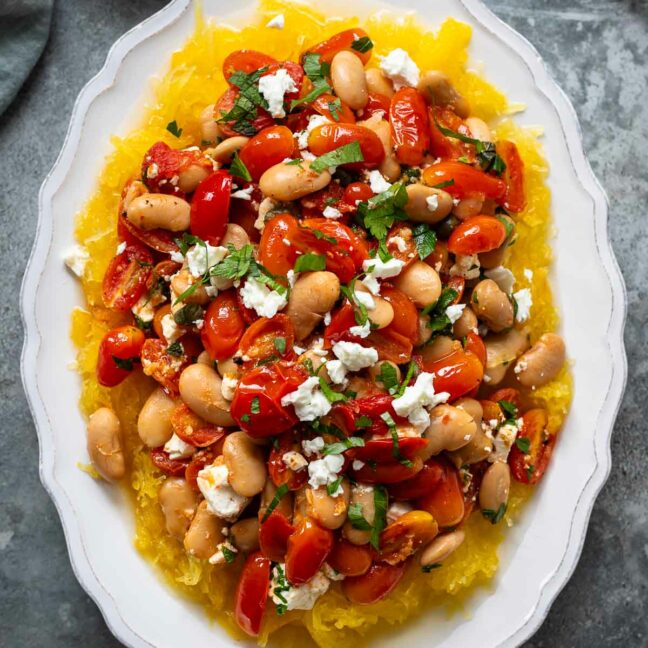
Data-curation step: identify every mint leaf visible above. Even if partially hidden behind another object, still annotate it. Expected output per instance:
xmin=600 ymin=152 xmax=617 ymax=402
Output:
xmin=166 ymin=120 xmax=182 ymax=138
xmin=230 ymin=152 xmax=252 ymax=182
xmin=294 ymin=253 xmax=326 ymax=273
xmin=310 ymin=141 xmax=364 ymax=174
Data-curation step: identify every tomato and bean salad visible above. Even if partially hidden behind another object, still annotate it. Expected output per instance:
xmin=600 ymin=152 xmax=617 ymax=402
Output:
xmin=79 ymin=27 xmax=567 ymax=637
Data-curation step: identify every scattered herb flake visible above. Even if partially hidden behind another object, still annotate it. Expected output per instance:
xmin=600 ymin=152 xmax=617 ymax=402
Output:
xmin=166 ymin=120 xmax=183 ymax=138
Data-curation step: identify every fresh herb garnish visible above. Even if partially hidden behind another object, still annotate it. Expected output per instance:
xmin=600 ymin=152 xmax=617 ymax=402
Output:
xmin=351 ymin=36 xmax=374 ymax=53
xmin=340 ymin=278 xmax=369 ymax=327
xmin=166 ymin=120 xmax=183 ymax=138
xmin=322 ymin=437 xmax=365 ymax=455
xmin=273 ymin=337 xmax=287 ymax=355
xmin=270 ymin=563 xmax=290 ymax=615
xmin=221 ymin=545 xmax=237 ymax=563
xmin=166 ymin=341 xmax=183 ymax=357
xmin=250 ymin=396 xmax=261 ymax=414
xmin=348 ymin=503 xmax=373 ymax=530
xmin=515 ymin=437 xmax=531 ymax=453
xmin=262 ymin=483 xmax=289 ymax=522
xmin=412 ymin=223 xmax=437 ymax=260
xmin=112 ymin=356 xmax=134 ymax=371
xmin=291 ymin=53 xmax=332 ymax=109
xmin=394 ymin=361 xmax=417 ymax=398
xmin=327 ymin=98 xmax=342 ymax=121
xmin=377 ymin=362 xmax=399 ymax=394
xmin=318 ymin=377 xmax=349 ymax=404
xmin=133 ymin=314 xmax=152 ymax=331
xmin=421 ymin=287 xmax=459 ymax=336
xmin=381 ymin=412 xmax=413 ymax=467
xmin=422 ymin=563 xmax=442 ymax=573
xmin=431 ymin=179 xmax=455 ymax=189
xmin=355 ymin=415 xmax=373 ymax=429
xmin=229 ymin=151 xmax=252 ymax=182
xmin=310 ymin=141 xmax=364 ymax=174
xmin=294 ymin=253 xmax=327 ymax=273
xmin=482 ymin=503 xmax=507 ymax=524
xmin=173 ymin=303 xmax=203 ymax=325
xmin=358 ymin=182 xmax=408 ymax=241
xmin=327 ymin=476 xmax=344 ymax=496
xmin=240 ymin=414 xmax=251 ymax=423
xmin=310 ymin=228 xmax=338 ymax=245
xmin=217 ymin=67 xmax=269 ymax=136
xmin=526 ymin=464 xmax=535 ymax=480
xmin=498 ymin=399 xmax=518 ymax=425
xmin=370 ymin=486 xmax=388 ymax=550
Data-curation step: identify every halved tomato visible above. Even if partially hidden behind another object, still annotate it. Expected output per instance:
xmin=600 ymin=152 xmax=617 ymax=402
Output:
xmin=96 ymin=325 xmax=146 ymax=387
xmin=102 ymin=244 xmax=153 ymax=311
xmin=267 ymin=431 xmax=308 ymax=490
xmin=351 ymin=456 xmax=424 ymax=484
xmin=327 ymin=538 xmax=372 ymax=577
xmin=170 ymin=403 xmax=226 ymax=448
xmin=308 ymin=123 xmax=385 ymax=170
xmin=509 ymin=408 xmax=554 ymax=485
xmin=237 ymin=314 xmax=295 ymax=367
xmin=302 ymin=28 xmax=373 ymax=65
xmin=447 ymin=215 xmax=507 ymax=256
xmin=140 ymin=338 xmax=189 ymax=397
xmin=285 ymin=518 xmax=333 ymax=586
xmin=342 ymin=562 xmax=406 ymax=605
xmin=239 ymin=126 xmax=296 ymax=181
xmin=259 ymin=510 xmax=294 ymax=563
xmin=190 ymin=170 xmax=231 ymax=245
xmin=422 ymin=348 xmax=484 ymax=402
xmin=201 ymin=291 xmax=246 ymax=361
xmin=185 ymin=446 xmax=220 ymax=491
xmin=497 ymin=140 xmax=526 ymax=213
xmin=234 ymin=551 xmax=272 ymax=637
xmin=415 ymin=459 xmax=465 ymax=527
xmin=119 ymin=215 xmax=180 ymax=253
xmin=389 ymin=88 xmax=430 ymax=166
xmin=387 ymin=458 xmax=445 ymax=500
xmin=223 ymin=50 xmax=278 ymax=81
xmin=149 ymin=448 xmax=190 ymax=476
xmin=422 ymin=161 xmax=506 ymax=202
xmin=311 ymin=93 xmax=356 ymax=123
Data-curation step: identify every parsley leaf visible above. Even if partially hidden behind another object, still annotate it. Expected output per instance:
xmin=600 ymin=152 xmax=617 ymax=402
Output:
xmin=291 ymin=53 xmax=332 ymax=109
xmin=250 ymin=397 xmax=261 ymax=414
xmin=318 ymin=377 xmax=349 ymax=404
xmin=498 ymin=399 xmax=518 ymax=423
xmin=348 ymin=503 xmax=372 ymax=530
xmin=173 ymin=303 xmax=203 ymax=325
xmin=217 ymin=67 xmax=269 ymax=136
xmin=273 ymin=337 xmax=286 ymax=355
xmin=394 ymin=361 xmax=417 ymax=398
xmin=358 ymin=182 xmax=408 ymax=241
xmin=166 ymin=120 xmax=183 ymax=138
xmin=327 ymin=476 xmax=344 ymax=496
xmin=230 ymin=152 xmax=252 ymax=182
xmin=210 ymin=244 xmax=255 ymax=281
xmin=294 ymin=253 xmax=327 ymax=273
xmin=351 ymin=36 xmax=374 ymax=53
xmin=322 ymin=437 xmax=365 ymax=455
xmin=112 ymin=356 xmax=134 ymax=371
xmin=355 ymin=415 xmax=373 ymax=428
xmin=377 ymin=362 xmax=399 ymax=394
xmin=412 ymin=223 xmax=437 ymax=260
xmin=221 ymin=545 xmax=237 ymax=563
xmin=327 ymin=98 xmax=342 ymax=121
xmin=381 ymin=412 xmax=413 ymax=467
xmin=421 ymin=287 xmax=459 ymax=336
xmin=262 ymin=483 xmax=289 ymax=522
xmin=515 ymin=437 xmax=531 ymax=453
xmin=370 ymin=486 xmax=388 ymax=550
xmin=310 ymin=141 xmax=364 ymax=174
xmin=166 ymin=341 xmax=183 ymax=357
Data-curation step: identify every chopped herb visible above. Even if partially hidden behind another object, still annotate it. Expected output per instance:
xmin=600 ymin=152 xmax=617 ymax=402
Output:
xmin=422 ymin=287 xmax=459 ymax=336
xmin=284 ymin=158 xmax=304 ymax=166
xmin=294 ymin=253 xmax=327 ymax=273
xmin=174 ymin=232 xmax=203 ymax=256
xmin=482 ymin=503 xmax=507 ymax=524
xmin=327 ymin=98 xmax=342 ymax=121
xmin=271 ymin=563 xmax=290 ymax=615
xmin=217 ymin=67 xmax=269 ymax=136
xmin=221 ymin=545 xmax=237 ymax=563
xmin=229 ymin=151 xmax=252 ymax=182
xmin=422 ymin=563 xmax=442 ymax=573
xmin=133 ymin=314 xmax=152 ymax=330
xmin=291 ymin=53 xmax=332 ymax=109
xmin=210 ymin=244 xmax=255 ymax=281
xmin=240 ymin=414 xmax=250 ymax=423
xmin=166 ymin=341 xmax=183 ymax=357
xmin=432 ymin=179 xmax=455 ymax=189
xmin=377 ymin=362 xmax=399 ymax=394
xmin=496 ymin=215 xmax=514 ymax=240
xmin=401 ymin=166 xmax=422 ymax=184
xmin=515 ymin=437 xmax=531 ymax=453
xmin=358 ymin=182 xmax=408 ymax=241
xmin=344 ymin=389 xmax=358 ymax=399
xmin=273 ymin=337 xmax=287 ymax=355
xmin=257 ymin=353 xmax=280 ymax=366
xmin=310 ymin=141 xmax=364 ymax=174
xmin=166 ymin=120 xmax=183 ymax=138
xmin=322 ymin=437 xmax=365 ymax=455
xmin=348 ymin=503 xmax=372 ymax=530
xmin=327 ymin=476 xmax=344 ymax=496
xmin=351 ymin=36 xmax=374 ymax=53
xmin=394 ymin=361 xmax=417 ymax=398
xmin=370 ymin=486 xmax=388 ymax=550
xmin=377 ymin=239 xmax=392 ymax=262
xmin=262 ymin=483 xmax=289 ymax=522
xmin=324 ymin=196 xmax=339 ymax=206
xmin=526 ymin=464 xmax=535 ymax=480
xmin=318 ymin=377 xmax=348 ymax=404
xmin=355 ymin=415 xmax=373 ymax=428
xmin=250 ymin=397 xmax=261 ymax=414
xmin=310 ymin=228 xmax=338 ymax=245
xmin=512 ymin=294 xmax=519 ymax=319
xmin=498 ymin=399 xmax=518 ymax=424
xmin=340 ymin=278 xmax=369 ymax=327
xmin=412 ymin=223 xmax=437 ymax=260
xmin=173 ymin=303 xmax=203 ymax=325
xmin=112 ymin=356 xmax=134 ymax=371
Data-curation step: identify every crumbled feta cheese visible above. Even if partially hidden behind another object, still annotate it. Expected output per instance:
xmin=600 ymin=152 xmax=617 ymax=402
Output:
xmin=282 ymin=237 xmax=291 ymax=246
xmin=523 ymin=268 xmax=533 ymax=281
xmin=323 ymin=311 xmax=332 ymax=326
xmin=513 ymin=288 xmax=532 ymax=322
xmin=116 ymin=241 xmax=127 ymax=255
xmin=367 ymin=170 xmax=392 ymax=194
xmin=270 ymin=564 xmax=330 ymax=611
xmin=389 ymin=235 xmax=408 ymax=253
xmin=258 ymin=68 xmax=297 ymax=118
xmin=386 ymin=501 xmax=413 ymax=524
xmin=484 ymin=266 xmax=515 ymax=294
xmin=445 ymin=303 xmax=466 ymax=324
xmin=131 ymin=291 xmax=166 ymax=323
xmin=354 ymin=288 xmax=376 ymax=310
xmin=325 ymin=359 xmax=348 ymax=385
xmin=379 ymin=48 xmax=420 ymax=89
xmin=281 ymin=376 xmax=332 ymax=421
xmin=293 ymin=344 xmax=306 ymax=355
xmin=308 ymin=454 xmax=344 ymax=489
xmin=297 ymin=114 xmax=330 ymax=149
xmin=349 ymin=320 xmax=372 ymax=338
xmin=170 ymin=250 xmax=185 ymax=263
xmin=220 ymin=374 xmax=239 ymax=401
xmin=332 ymin=341 xmax=378 ymax=371
xmin=240 ymin=276 xmax=288 ymax=318
xmin=363 ymin=256 xmax=405 ymax=280
xmin=231 ymin=186 xmax=254 ymax=200
xmin=426 ymin=194 xmax=439 ymax=212
xmin=361 ymin=274 xmax=381 ymax=296
xmin=146 ymin=162 xmax=159 ymax=179
xmin=392 ymin=372 xmax=450 ymax=430
xmin=198 ymin=462 xmax=250 ymax=522
xmin=63 ymin=245 xmax=89 ymax=277
xmin=195 ymin=318 xmax=204 ymax=330
xmin=514 ymin=360 xmax=528 ymax=375
xmin=287 ymin=269 xmax=297 ymax=288
xmin=323 ymin=205 xmax=343 ymax=219
xmin=186 ymin=243 xmax=228 ymax=278
xmin=209 ymin=540 xmax=238 ymax=565
xmin=283 ymin=451 xmax=308 ymax=471
xmin=302 ymin=436 xmax=325 ymax=456
xmin=266 ymin=13 xmax=285 ymax=29
xmin=164 ymin=433 xmax=196 ymax=460
xmin=322 ymin=563 xmax=345 ymax=581
xmin=490 ymin=422 xmax=519 ymax=463
xmin=351 ymin=459 xmax=365 ymax=471
xmin=449 ymin=253 xmax=480 ymax=280
xmin=161 ymin=313 xmax=182 ymax=344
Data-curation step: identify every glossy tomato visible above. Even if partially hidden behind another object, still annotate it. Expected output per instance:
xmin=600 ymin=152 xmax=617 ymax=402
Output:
xmin=488 ymin=387 xmax=522 ymax=409
xmin=257 ymin=213 xmax=301 ymax=276
xmin=327 ymin=538 xmax=372 ymax=577
xmin=311 ymin=93 xmax=356 ymax=123
xmin=119 ymin=215 xmax=179 ymax=253
xmin=427 ymin=106 xmax=475 ymax=161
xmin=96 ymin=325 xmax=146 ymax=387
xmin=216 ymin=87 xmax=274 ymax=138
xmin=190 ymin=170 xmax=232 ymax=245
xmin=102 ymin=244 xmax=153 ymax=311
xmin=230 ymin=362 xmax=307 ymax=437
xmin=332 ymin=393 xmax=406 ymax=437
xmin=302 ymin=28 xmax=373 ymax=65
xmin=140 ymin=338 xmax=190 ymax=397
xmin=141 ymin=141 xmax=210 ymax=196
xmin=497 ymin=140 xmax=526 ymax=213
xmin=415 ymin=459 xmax=465 ymax=527
xmin=357 ymin=92 xmax=391 ymax=121
xmin=422 ymin=348 xmax=484 ymax=401
xmin=234 ymin=551 xmax=272 ymax=637
xmin=342 ymin=562 xmax=406 ymax=605
xmin=342 ymin=181 xmax=374 ymax=209
xmin=308 ymin=123 xmax=385 ymax=170
xmin=285 ymin=518 xmax=333 ymax=586
xmin=352 ymin=437 xmax=428 ymax=464
xmin=237 ymin=314 xmax=295 ymax=367
xmin=268 ymin=431 xmax=308 ymax=490
xmin=223 ymin=50 xmax=278 ymax=81
xmin=149 ymin=448 xmax=190 ymax=476
xmin=380 ymin=284 xmax=418 ymax=341
xmin=447 ymin=215 xmax=507 ymax=256
xmin=351 ymin=456 xmax=424 ymax=484
xmin=201 ymin=292 xmax=246 ymax=361
xmin=422 ymin=162 xmax=507 ymax=202
xmin=509 ymin=408 xmax=554 ymax=485
xmin=367 ymin=328 xmax=414 ymax=365
xmin=464 ymin=331 xmax=487 ymax=367
xmin=385 ymin=223 xmax=418 ymax=267
xmin=387 ymin=458 xmax=445 ymax=500
xmin=259 ymin=510 xmax=294 ymax=562
xmin=185 ymin=446 xmax=220 ymax=491
xmin=389 ymin=88 xmax=430 ymax=166
xmin=239 ymin=126 xmax=296 ymax=181
xmin=170 ymin=403 xmax=225 ymax=448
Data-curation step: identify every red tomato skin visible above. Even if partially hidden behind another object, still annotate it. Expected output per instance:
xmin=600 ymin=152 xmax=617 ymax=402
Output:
xmin=464 ymin=331 xmax=487 ymax=367
xmin=190 ymin=170 xmax=232 ymax=245
xmin=149 ymin=448 xmax=190 ymax=476
xmin=415 ymin=460 xmax=465 ymax=528
xmin=239 ymin=126 xmax=296 ymax=181
xmin=308 ymin=123 xmax=385 ymax=169
xmin=234 ymin=551 xmax=272 ymax=637
xmin=343 ymin=181 xmax=374 ymax=208
xmin=216 ymin=88 xmax=274 ymax=138
xmin=257 ymin=213 xmax=301 ymax=276
xmin=259 ymin=511 xmax=295 ymax=562
xmin=427 ymin=106 xmax=475 ymax=161
xmin=327 ymin=538 xmax=372 ymax=577
xmin=96 ymin=326 xmax=146 ymax=387
xmin=357 ymin=92 xmax=391 ymax=121
xmin=237 ymin=314 xmax=295 ymax=367
xmin=223 ymin=50 xmax=278 ymax=81
xmin=447 ymin=215 xmax=507 ymax=256
xmin=390 ymin=88 xmax=430 ymax=166
xmin=201 ymin=292 xmax=246 ymax=361
xmin=351 ymin=457 xmax=424 ymax=484
xmin=268 ymin=432 xmax=308 ymax=490
xmin=509 ymin=409 xmax=554 ymax=485
xmin=387 ymin=458 xmax=445 ymax=500
xmin=118 ymin=214 xmax=180 ymax=253
xmin=185 ymin=447 xmax=220 ymax=491
xmin=422 ymin=349 xmax=484 ymax=402
xmin=352 ymin=437 xmax=428 ymax=463
xmin=311 ymin=93 xmax=357 ymax=123
xmin=141 ymin=141 xmax=208 ymax=196
xmin=285 ymin=518 xmax=333 ymax=586
xmin=381 ymin=284 xmax=418 ymax=341
xmin=498 ymin=140 xmax=526 ymax=213
xmin=342 ymin=562 xmax=406 ymax=605
xmin=303 ymin=28 xmax=373 ymax=65
xmin=422 ymin=162 xmax=507 ymax=202
xmin=101 ymin=244 xmax=153 ymax=311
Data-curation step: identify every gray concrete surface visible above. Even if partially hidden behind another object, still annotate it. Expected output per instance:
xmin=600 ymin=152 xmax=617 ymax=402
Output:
xmin=0 ymin=1 xmax=646 ymax=645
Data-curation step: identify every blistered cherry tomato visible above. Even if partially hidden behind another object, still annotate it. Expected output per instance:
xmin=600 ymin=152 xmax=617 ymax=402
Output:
xmin=308 ymin=123 xmax=385 ymax=170
xmin=351 ymin=457 xmax=424 ymax=484
xmin=96 ymin=325 xmax=146 ymax=387
xmin=140 ymin=338 xmax=190 ymax=397
xmin=102 ymin=244 xmax=153 ymax=311
xmin=357 ymin=92 xmax=391 ymax=121
xmin=332 ymin=393 xmax=405 ymax=437
xmin=428 ymin=106 xmax=475 ymax=161
xmin=464 ymin=331 xmax=487 ymax=367
xmin=447 ymin=215 xmax=507 ymax=256
xmin=170 ymin=403 xmax=225 ymax=448
xmin=259 ymin=511 xmax=294 ymax=563
xmin=488 ymin=387 xmax=522 ymax=409
xmin=268 ymin=431 xmax=308 ymax=490
xmin=237 ymin=314 xmax=295 ymax=367
xmin=327 ymin=538 xmax=372 ymax=577
xmin=415 ymin=459 xmax=465 ymax=527
xmin=422 ymin=348 xmax=484 ymax=401
xmin=422 ymin=161 xmax=506 ymax=202
xmin=239 ymin=126 xmax=296 ymax=181
xmin=385 ymin=223 xmax=418 ymax=268
xmin=497 ymin=140 xmax=526 ymax=213
xmin=342 ymin=562 xmax=406 ymax=605
xmin=367 ymin=328 xmax=414 ymax=365
xmin=119 ymin=215 xmax=180 ymax=253
xmin=200 ymin=291 xmax=246 ymax=361
xmin=149 ymin=448 xmax=190 ymax=476
xmin=509 ymin=408 xmax=554 ymax=485
xmin=285 ymin=518 xmax=333 ymax=586
xmin=223 ymin=50 xmax=278 ymax=81
xmin=353 ymin=437 xmax=428 ymax=464
xmin=387 ymin=458 xmax=445 ymax=500
xmin=257 ymin=213 xmax=301 ymax=276
xmin=216 ymin=88 xmax=274 ymax=138
xmin=381 ymin=284 xmax=418 ymax=341
xmin=185 ymin=446 xmax=220 ymax=491
xmin=311 ymin=93 xmax=356 ymax=123
xmin=141 ymin=141 xmax=210 ymax=196
xmin=342 ymin=181 xmax=374 ymax=208
xmin=303 ymin=28 xmax=373 ymax=65
xmin=390 ymin=88 xmax=430 ymax=166
xmin=190 ymin=170 xmax=232 ymax=245
xmin=234 ymin=551 xmax=272 ymax=637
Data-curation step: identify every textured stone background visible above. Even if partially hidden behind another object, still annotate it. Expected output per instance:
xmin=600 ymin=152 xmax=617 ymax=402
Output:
xmin=0 ymin=0 xmax=646 ymax=645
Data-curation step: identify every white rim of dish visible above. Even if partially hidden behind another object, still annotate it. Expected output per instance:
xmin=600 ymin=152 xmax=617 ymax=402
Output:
xmin=19 ymin=1 xmax=627 ymax=646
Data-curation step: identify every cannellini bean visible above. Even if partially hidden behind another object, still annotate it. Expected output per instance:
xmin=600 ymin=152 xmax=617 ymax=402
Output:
xmin=368 ymin=361 xmax=401 ymax=386
xmin=119 ymin=179 xmax=146 ymax=215
xmin=177 ymin=163 xmax=210 ymax=193
xmin=137 ymin=387 xmax=176 ymax=448
xmin=404 ymin=184 xmax=453 ymax=224
xmin=464 ymin=117 xmax=492 ymax=142
xmin=448 ymin=398 xmax=493 ymax=466
xmin=259 ymin=161 xmax=332 ymax=201
xmin=479 ymin=461 xmax=510 ymax=513
xmin=355 ymin=282 xmax=394 ymax=329
xmin=452 ymin=197 xmax=483 ymax=221
xmin=417 ymin=70 xmax=469 ymax=118
xmin=472 ymin=279 xmax=514 ymax=332
xmin=223 ymin=431 xmax=267 ymax=497
xmin=359 ymin=117 xmax=400 ymax=182
xmin=200 ymin=103 xmax=222 ymax=144
xmin=365 ymin=67 xmax=394 ymax=98
xmin=306 ymin=480 xmax=351 ymax=530
xmin=331 ymin=51 xmax=368 ymax=110
xmin=286 ymin=271 xmax=340 ymax=340
xmin=259 ymin=479 xmax=294 ymax=522
xmin=419 ymin=529 xmax=465 ymax=567
xmin=515 ymin=333 xmax=566 ymax=388
xmin=416 ymin=313 xmax=433 ymax=346
xmin=420 ymin=404 xmax=476 ymax=460
xmin=179 ymin=363 xmax=235 ymax=426
xmin=207 ymin=135 xmax=249 ymax=163
xmin=197 ymin=351 xmax=213 ymax=366
xmin=127 ymin=193 xmax=191 ymax=232
xmin=484 ymin=328 xmax=530 ymax=385
xmin=343 ymin=484 xmax=375 ymax=545
xmin=216 ymin=357 xmax=240 ymax=379
xmin=230 ymin=517 xmax=260 ymax=553
xmin=453 ymin=306 xmax=478 ymax=339
xmin=221 ymin=223 xmax=250 ymax=249
xmin=419 ymin=335 xmax=459 ymax=365
xmin=393 ymin=260 xmax=442 ymax=308
xmin=171 ymin=268 xmax=210 ymax=305
xmin=159 ymin=478 xmax=199 ymax=541
xmin=184 ymin=500 xmax=225 ymax=559
xmin=87 ymin=407 xmax=125 ymax=482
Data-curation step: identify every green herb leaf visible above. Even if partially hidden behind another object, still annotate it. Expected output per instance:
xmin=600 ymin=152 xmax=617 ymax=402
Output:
xmin=351 ymin=36 xmax=374 ymax=53
xmin=271 ymin=563 xmax=290 ymax=615
xmin=133 ymin=314 xmax=152 ymax=331
xmin=422 ymin=563 xmax=442 ymax=573
xmin=173 ymin=303 xmax=203 ymax=325
xmin=515 ymin=437 xmax=531 ymax=453
xmin=377 ymin=362 xmax=399 ymax=394
xmin=112 ymin=356 xmax=134 ymax=371
xmin=327 ymin=98 xmax=342 ymax=121
xmin=482 ymin=502 xmax=507 ymax=525
xmin=262 ymin=483 xmax=289 ymax=522
xmin=221 ymin=545 xmax=237 ymax=563
xmin=370 ymin=486 xmax=388 ymax=550
xmin=526 ymin=464 xmax=535 ymax=480
xmin=250 ymin=396 xmax=261 ymax=414
xmin=431 ymin=179 xmax=455 ymax=189
xmin=230 ymin=151 xmax=252 ymax=182
xmin=310 ymin=141 xmax=364 ymax=174
xmin=327 ymin=476 xmax=344 ymax=496
xmin=310 ymin=228 xmax=337 ymax=245
xmin=166 ymin=341 xmax=183 ymax=357
xmin=355 ymin=415 xmax=373 ymax=429
xmin=294 ymin=253 xmax=327 ymax=273
xmin=210 ymin=244 xmax=255 ymax=281
xmin=291 ymin=53 xmax=332 ymax=110
xmin=240 ymin=414 xmax=251 ymax=423
xmin=217 ymin=67 xmax=269 ymax=136
xmin=412 ymin=223 xmax=437 ymax=260
xmin=358 ymin=182 xmax=408 ymax=241
xmin=166 ymin=120 xmax=183 ymax=138
xmin=274 ymin=337 xmax=287 ymax=355
xmin=498 ymin=399 xmax=518 ymax=422
xmin=348 ymin=503 xmax=372 ymax=530
xmin=318 ymin=377 xmax=349 ymax=404
xmin=322 ymin=437 xmax=365 ymax=455
xmin=394 ymin=361 xmax=417 ymax=398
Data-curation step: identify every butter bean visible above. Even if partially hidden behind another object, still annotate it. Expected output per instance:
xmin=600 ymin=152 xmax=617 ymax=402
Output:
xmin=87 ymin=408 xmax=125 ymax=482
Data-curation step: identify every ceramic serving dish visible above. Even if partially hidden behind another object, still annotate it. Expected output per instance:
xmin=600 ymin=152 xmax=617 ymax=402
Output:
xmin=20 ymin=0 xmax=627 ymax=646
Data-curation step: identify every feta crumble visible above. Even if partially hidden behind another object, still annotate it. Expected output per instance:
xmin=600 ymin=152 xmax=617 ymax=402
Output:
xmin=325 ymin=359 xmax=348 ymax=385
xmin=131 ymin=291 xmax=166 ymax=323
xmin=302 ymin=436 xmax=325 ymax=456
xmin=351 ymin=459 xmax=366 ymax=471
xmin=490 ymin=422 xmax=520 ymax=463
xmin=220 ymin=374 xmax=239 ymax=401
xmin=63 ymin=245 xmax=89 ymax=277
xmin=484 ymin=266 xmax=515 ymax=294
xmin=426 ymin=194 xmax=439 ymax=212
xmin=389 ymin=235 xmax=408 ymax=253
xmin=209 ymin=540 xmax=238 ymax=565
xmin=265 ymin=13 xmax=285 ymax=29
xmin=186 ymin=243 xmax=228 ymax=278
xmin=308 ymin=454 xmax=344 ymax=489
xmin=362 ymin=256 xmax=405 ymax=280
xmin=258 ymin=68 xmax=297 ymax=118
xmin=513 ymin=288 xmax=532 ymax=322
xmin=116 ymin=241 xmax=127 ymax=255
xmin=231 ymin=186 xmax=254 ymax=200
xmin=197 ymin=462 xmax=250 ymax=522
xmin=367 ymin=170 xmax=392 ymax=194
xmin=354 ymin=287 xmax=376 ymax=310
xmin=164 ymin=433 xmax=196 ymax=460
xmin=323 ymin=205 xmax=343 ymax=219
xmin=281 ymin=376 xmax=332 ymax=421
xmin=445 ymin=303 xmax=466 ymax=324
xmin=379 ymin=48 xmax=420 ymax=89
xmin=322 ymin=563 xmax=345 ymax=581
xmin=282 ymin=451 xmax=308 ymax=471
xmin=392 ymin=372 xmax=450 ymax=430
xmin=449 ymin=253 xmax=480 ymax=280
xmin=297 ymin=114 xmax=330 ymax=149
xmin=349 ymin=320 xmax=372 ymax=338
xmin=161 ymin=313 xmax=182 ymax=344
xmin=323 ymin=311 xmax=332 ymax=326
xmin=332 ymin=341 xmax=378 ymax=371
xmin=240 ymin=276 xmax=288 ymax=318
xmin=523 ymin=268 xmax=533 ymax=281
xmin=270 ymin=564 xmax=330 ymax=611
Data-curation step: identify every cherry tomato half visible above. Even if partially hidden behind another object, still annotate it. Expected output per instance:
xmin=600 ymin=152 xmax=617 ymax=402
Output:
xmin=223 ymin=50 xmax=278 ymax=81
xmin=140 ymin=338 xmax=190 ymax=397
xmin=149 ymin=448 xmax=190 ymax=476
xmin=311 ymin=93 xmax=356 ymax=124
xmin=422 ymin=161 xmax=507 ymax=202
xmin=308 ymin=123 xmax=385 ymax=170
xmin=390 ymin=88 xmax=430 ymax=166
xmin=352 ymin=437 xmax=428 ymax=464
xmin=342 ymin=562 xmax=406 ymax=605
xmin=497 ymin=140 xmax=526 ymax=213
xmin=327 ymin=538 xmax=372 ymax=577
xmin=428 ymin=106 xmax=475 ymax=161
xmin=387 ymin=458 xmax=445 ymax=500
xmin=259 ymin=510 xmax=295 ymax=563
xmin=239 ymin=126 xmax=296 ymax=181
xmin=234 ymin=551 xmax=272 ymax=637
xmin=102 ymin=244 xmax=153 ymax=311
xmin=96 ymin=325 xmax=146 ymax=387
xmin=237 ymin=314 xmax=295 ymax=367
xmin=422 ymin=348 xmax=484 ymax=402
xmin=351 ymin=456 xmax=424 ymax=484
xmin=257 ymin=213 xmax=301 ymax=276
xmin=190 ymin=170 xmax=232 ymax=245
xmin=303 ymin=28 xmax=373 ymax=66
xmin=415 ymin=459 xmax=465 ymax=527
xmin=268 ymin=431 xmax=308 ymax=490
xmin=141 ymin=141 xmax=210 ymax=196
xmin=118 ymin=214 xmax=180 ymax=253
xmin=509 ymin=408 xmax=554 ymax=485
xmin=201 ymin=291 xmax=246 ymax=361
xmin=357 ymin=92 xmax=391 ymax=121
xmin=447 ymin=215 xmax=507 ymax=256
xmin=170 ymin=403 xmax=225 ymax=448
xmin=285 ymin=518 xmax=333 ymax=586
xmin=216 ymin=88 xmax=274 ymax=138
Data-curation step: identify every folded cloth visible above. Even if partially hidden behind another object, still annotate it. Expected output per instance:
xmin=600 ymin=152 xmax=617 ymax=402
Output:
xmin=0 ymin=0 xmax=53 ymax=115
